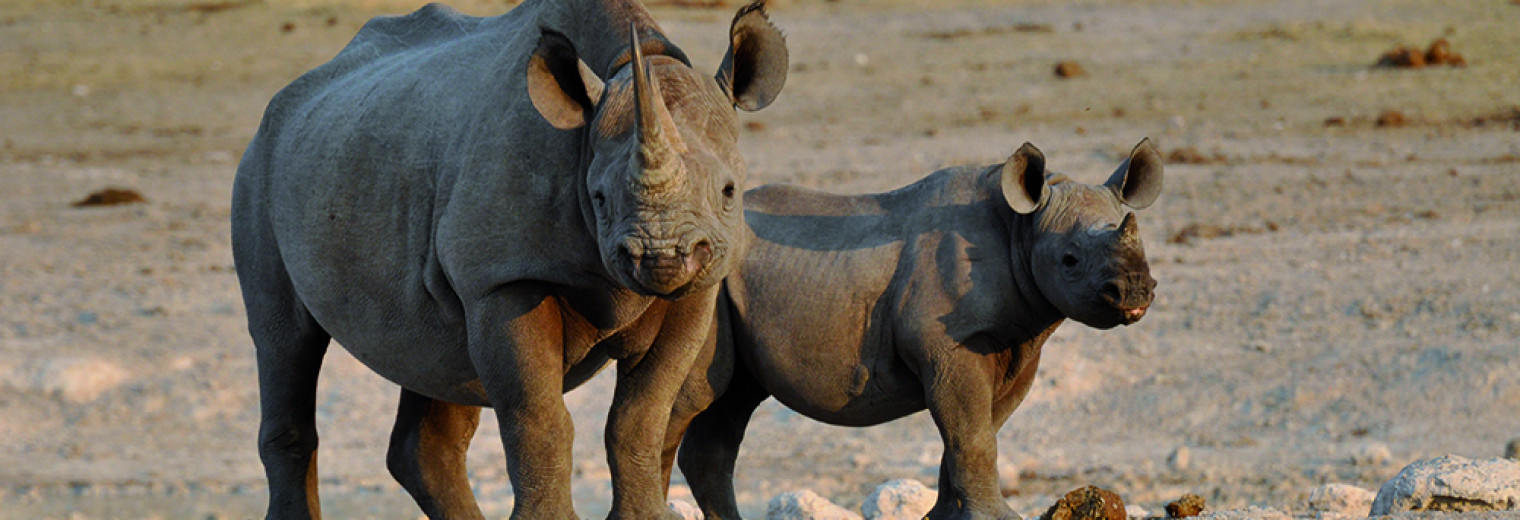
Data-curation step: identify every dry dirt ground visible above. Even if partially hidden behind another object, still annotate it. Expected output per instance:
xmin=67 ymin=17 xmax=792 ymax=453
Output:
xmin=2 ymin=0 xmax=1518 ymax=518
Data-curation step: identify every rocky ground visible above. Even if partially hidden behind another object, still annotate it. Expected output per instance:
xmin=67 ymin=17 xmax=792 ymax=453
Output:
xmin=1 ymin=0 xmax=1518 ymax=518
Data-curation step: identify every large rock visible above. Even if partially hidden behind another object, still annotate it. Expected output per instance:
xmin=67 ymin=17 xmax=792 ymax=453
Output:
xmin=768 ymin=490 xmax=863 ymax=520
xmin=1370 ymin=454 xmax=1520 ymax=514
xmin=1304 ymin=483 xmax=1374 ymax=518
xmin=1039 ymin=485 xmax=1126 ymax=520
xmin=862 ymin=479 xmax=936 ymax=520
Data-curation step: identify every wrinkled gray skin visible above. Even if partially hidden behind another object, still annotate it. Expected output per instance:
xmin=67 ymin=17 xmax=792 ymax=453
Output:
xmin=670 ymin=140 xmax=1163 ymax=520
xmin=229 ymin=0 xmax=786 ymax=518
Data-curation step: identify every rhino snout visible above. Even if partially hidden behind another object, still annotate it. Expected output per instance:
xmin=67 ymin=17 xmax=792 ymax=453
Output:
xmin=621 ymin=239 xmax=713 ymax=297
xmin=1100 ymin=271 xmax=1156 ymax=324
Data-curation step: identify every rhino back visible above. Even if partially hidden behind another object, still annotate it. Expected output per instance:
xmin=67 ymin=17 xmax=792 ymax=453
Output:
xmin=234 ymin=1 xmax=599 ymax=396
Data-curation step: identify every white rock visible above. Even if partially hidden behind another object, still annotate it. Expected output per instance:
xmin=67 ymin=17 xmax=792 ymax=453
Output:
xmin=1124 ymin=504 xmax=1149 ymax=519
xmin=862 ymin=479 xmax=936 ymax=520
xmin=1168 ymin=446 xmax=1192 ymax=471
xmin=668 ymin=499 xmax=704 ymax=520
xmin=1304 ymin=483 xmax=1374 ymax=517
xmin=1371 ymin=454 xmax=1520 ymax=514
xmin=767 ymin=490 xmax=862 ymax=520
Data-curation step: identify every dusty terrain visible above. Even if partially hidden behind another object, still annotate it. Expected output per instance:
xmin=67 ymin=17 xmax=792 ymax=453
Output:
xmin=1 ymin=0 xmax=1517 ymax=518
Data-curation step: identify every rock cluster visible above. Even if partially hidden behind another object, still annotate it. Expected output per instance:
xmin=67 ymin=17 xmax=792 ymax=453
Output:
xmin=1375 ymin=38 xmax=1467 ymax=68
xmin=755 ymin=453 xmax=1520 ymax=520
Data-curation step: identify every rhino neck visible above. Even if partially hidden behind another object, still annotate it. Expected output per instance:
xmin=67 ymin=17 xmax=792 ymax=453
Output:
xmin=980 ymin=167 xmax=1065 ymax=338
xmin=539 ymin=0 xmax=691 ymax=79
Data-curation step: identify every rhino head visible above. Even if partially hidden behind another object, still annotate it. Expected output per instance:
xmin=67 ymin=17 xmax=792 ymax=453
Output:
xmin=526 ymin=3 xmax=787 ymax=298
xmin=1000 ymin=139 xmax=1163 ymax=329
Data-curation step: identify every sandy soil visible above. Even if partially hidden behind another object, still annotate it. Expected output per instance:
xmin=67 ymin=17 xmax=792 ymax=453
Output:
xmin=2 ymin=0 xmax=1518 ymax=518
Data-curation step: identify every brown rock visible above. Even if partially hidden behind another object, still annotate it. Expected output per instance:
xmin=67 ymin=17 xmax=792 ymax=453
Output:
xmin=1040 ymin=485 xmax=1126 ymax=520
xmin=1424 ymin=38 xmax=1466 ymax=66
xmin=1376 ymin=46 xmax=1425 ymax=68
xmin=1376 ymin=110 xmax=1408 ymax=128
xmin=1166 ymin=493 xmax=1206 ymax=518
xmin=1054 ymin=61 xmax=1085 ymax=78
xmin=1324 ymin=116 xmax=1347 ymax=127
xmin=72 ymin=188 xmax=146 ymax=207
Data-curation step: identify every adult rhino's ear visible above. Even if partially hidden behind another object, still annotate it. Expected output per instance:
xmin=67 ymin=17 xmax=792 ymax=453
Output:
xmin=1105 ymin=137 xmax=1164 ymax=209
xmin=1000 ymin=142 xmax=1049 ymax=214
xmin=527 ymin=28 xmax=606 ymax=130
xmin=716 ymin=1 xmax=788 ymax=111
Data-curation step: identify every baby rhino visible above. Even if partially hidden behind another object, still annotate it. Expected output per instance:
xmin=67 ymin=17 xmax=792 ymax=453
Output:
xmin=674 ymin=139 xmax=1163 ymax=520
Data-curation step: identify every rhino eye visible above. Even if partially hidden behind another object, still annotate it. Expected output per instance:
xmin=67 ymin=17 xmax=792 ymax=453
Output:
xmin=1061 ymin=253 xmax=1079 ymax=267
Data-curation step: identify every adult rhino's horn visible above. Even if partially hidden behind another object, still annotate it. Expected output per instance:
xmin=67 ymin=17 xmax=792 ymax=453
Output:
xmin=630 ymin=23 xmax=687 ymax=193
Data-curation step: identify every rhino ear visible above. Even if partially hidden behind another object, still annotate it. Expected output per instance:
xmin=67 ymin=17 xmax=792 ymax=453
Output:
xmin=716 ymin=1 xmax=788 ymax=111
xmin=1000 ymin=142 xmax=1049 ymax=214
xmin=527 ymin=28 xmax=605 ymax=130
xmin=1105 ymin=137 xmax=1164 ymax=209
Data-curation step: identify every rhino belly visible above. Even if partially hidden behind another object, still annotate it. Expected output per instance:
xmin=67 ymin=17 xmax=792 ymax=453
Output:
xmin=295 ymin=268 xmax=487 ymax=405
xmin=747 ymin=337 xmax=927 ymax=427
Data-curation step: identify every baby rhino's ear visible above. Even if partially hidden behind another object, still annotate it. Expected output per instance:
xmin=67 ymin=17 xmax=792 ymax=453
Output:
xmin=1105 ymin=137 xmax=1164 ymax=210
xmin=1000 ymin=142 xmax=1049 ymax=214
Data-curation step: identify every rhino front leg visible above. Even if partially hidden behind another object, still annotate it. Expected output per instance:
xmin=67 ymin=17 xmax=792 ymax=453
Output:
xmin=387 ymin=388 xmax=485 ymax=520
xmin=468 ymin=288 xmax=579 ymax=520
xmin=659 ymin=314 xmax=724 ymax=491
xmin=923 ymin=354 xmax=1020 ymax=520
xmin=607 ymin=290 xmax=718 ymax=520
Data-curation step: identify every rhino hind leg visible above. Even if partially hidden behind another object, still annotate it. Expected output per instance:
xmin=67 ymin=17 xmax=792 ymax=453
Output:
xmin=245 ymin=278 xmax=332 ymax=519
xmin=387 ymin=388 xmax=485 ymax=520
xmin=676 ymin=368 xmax=770 ymax=520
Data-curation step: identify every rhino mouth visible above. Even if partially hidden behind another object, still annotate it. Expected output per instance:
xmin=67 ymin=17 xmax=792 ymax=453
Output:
xmin=1117 ymin=305 xmax=1148 ymax=325
xmin=619 ymin=241 xmax=719 ymax=299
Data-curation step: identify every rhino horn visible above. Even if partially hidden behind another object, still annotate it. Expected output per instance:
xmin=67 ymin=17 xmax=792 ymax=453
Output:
xmin=630 ymin=23 xmax=688 ymax=194
xmin=1118 ymin=212 xmax=1140 ymax=247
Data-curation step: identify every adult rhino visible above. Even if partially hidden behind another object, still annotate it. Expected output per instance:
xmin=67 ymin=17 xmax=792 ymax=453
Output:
xmin=230 ymin=0 xmax=786 ymax=518
xmin=672 ymin=140 xmax=1163 ymax=520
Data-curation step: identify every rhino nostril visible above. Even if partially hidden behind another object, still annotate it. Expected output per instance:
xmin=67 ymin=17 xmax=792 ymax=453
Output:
xmin=1100 ymin=281 xmax=1122 ymax=306
xmin=689 ymin=240 xmax=712 ymax=268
